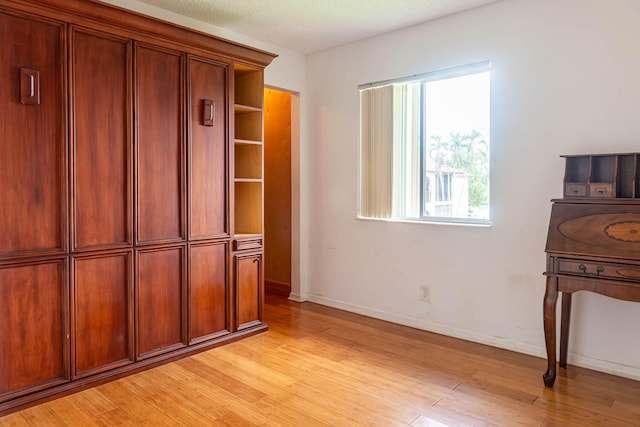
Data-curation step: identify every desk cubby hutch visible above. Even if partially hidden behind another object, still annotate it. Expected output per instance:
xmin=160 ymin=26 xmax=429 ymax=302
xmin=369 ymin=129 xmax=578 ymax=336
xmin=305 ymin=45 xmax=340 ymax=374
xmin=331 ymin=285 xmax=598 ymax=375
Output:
xmin=544 ymin=153 xmax=640 ymax=387
xmin=0 ymin=0 xmax=275 ymax=414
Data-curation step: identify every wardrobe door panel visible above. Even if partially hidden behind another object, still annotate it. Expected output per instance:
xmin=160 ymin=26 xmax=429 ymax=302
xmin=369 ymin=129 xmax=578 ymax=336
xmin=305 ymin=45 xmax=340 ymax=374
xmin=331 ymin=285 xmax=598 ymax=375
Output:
xmin=72 ymin=30 xmax=131 ymax=251
xmin=189 ymin=242 xmax=229 ymax=343
xmin=234 ymin=252 xmax=262 ymax=331
xmin=189 ymin=58 xmax=227 ymax=239
xmin=72 ymin=252 xmax=133 ymax=379
xmin=0 ymin=259 xmax=68 ymax=401
xmin=136 ymin=246 xmax=186 ymax=359
xmin=0 ymin=12 xmax=66 ymax=258
xmin=135 ymin=45 xmax=184 ymax=244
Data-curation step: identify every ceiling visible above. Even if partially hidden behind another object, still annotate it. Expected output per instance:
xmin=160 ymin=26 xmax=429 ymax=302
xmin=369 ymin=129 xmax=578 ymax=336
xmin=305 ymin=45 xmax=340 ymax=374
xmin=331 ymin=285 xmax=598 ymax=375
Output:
xmin=134 ymin=0 xmax=500 ymax=54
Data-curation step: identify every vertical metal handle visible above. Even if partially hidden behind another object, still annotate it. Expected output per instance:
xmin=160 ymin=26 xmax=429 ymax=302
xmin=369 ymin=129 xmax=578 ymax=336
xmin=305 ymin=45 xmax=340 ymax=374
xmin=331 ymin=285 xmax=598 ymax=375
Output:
xmin=20 ymin=68 xmax=40 ymax=105
xmin=203 ymin=99 xmax=214 ymax=126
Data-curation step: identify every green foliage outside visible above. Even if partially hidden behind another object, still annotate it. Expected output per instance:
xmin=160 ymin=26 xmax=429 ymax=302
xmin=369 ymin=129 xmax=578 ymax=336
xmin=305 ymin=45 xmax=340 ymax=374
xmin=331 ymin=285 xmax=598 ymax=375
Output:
xmin=428 ymin=130 xmax=489 ymax=208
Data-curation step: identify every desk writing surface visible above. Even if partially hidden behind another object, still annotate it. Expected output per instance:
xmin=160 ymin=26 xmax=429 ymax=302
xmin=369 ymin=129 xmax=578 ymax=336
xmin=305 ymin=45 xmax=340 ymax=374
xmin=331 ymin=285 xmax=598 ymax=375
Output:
xmin=546 ymin=200 xmax=640 ymax=261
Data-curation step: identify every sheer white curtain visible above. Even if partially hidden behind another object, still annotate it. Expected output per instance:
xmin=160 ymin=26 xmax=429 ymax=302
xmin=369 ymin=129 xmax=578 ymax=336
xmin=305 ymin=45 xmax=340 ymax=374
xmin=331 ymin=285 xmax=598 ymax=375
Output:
xmin=359 ymin=83 xmax=422 ymax=219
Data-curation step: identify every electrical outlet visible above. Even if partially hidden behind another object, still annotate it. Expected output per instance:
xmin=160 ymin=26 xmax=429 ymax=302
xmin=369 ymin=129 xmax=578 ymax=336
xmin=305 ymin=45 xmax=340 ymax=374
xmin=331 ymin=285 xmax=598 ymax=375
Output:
xmin=420 ymin=285 xmax=430 ymax=302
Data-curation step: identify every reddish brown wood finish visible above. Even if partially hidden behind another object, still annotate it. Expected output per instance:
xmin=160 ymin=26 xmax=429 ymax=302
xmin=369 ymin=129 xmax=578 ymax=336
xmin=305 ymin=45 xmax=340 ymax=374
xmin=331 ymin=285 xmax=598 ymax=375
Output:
xmin=0 ymin=0 xmax=274 ymax=413
xmin=544 ymin=199 xmax=640 ymax=387
xmin=135 ymin=45 xmax=185 ymax=244
xmin=136 ymin=246 xmax=186 ymax=359
xmin=71 ymin=29 xmax=131 ymax=251
xmin=72 ymin=252 xmax=133 ymax=379
xmin=235 ymin=251 xmax=262 ymax=330
xmin=0 ymin=259 xmax=68 ymax=401
xmin=0 ymin=11 xmax=66 ymax=258
xmin=189 ymin=242 xmax=229 ymax=342
xmin=188 ymin=58 xmax=227 ymax=239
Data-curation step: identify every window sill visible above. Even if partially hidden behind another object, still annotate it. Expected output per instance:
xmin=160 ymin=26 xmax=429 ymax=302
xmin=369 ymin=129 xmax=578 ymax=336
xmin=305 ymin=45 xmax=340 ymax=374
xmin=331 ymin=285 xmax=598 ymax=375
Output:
xmin=356 ymin=215 xmax=492 ymax=227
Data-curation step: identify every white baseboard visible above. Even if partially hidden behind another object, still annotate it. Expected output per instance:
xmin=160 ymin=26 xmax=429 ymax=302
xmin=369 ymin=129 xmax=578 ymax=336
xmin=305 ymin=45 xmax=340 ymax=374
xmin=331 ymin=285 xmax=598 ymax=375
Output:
xmin=304 ymin=294 xmax=640 ymax=382
xmin=287 ymin=292 xmax=307 ymax=303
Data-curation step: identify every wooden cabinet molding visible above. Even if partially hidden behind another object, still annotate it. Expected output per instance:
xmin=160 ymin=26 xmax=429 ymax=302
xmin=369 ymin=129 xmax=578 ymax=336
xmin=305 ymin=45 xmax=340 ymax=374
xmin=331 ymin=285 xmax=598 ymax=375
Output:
xmin=0 ymin=0 xmax=275 ymax=416
xmin=0 ymin=0 xmax=276 ymax=67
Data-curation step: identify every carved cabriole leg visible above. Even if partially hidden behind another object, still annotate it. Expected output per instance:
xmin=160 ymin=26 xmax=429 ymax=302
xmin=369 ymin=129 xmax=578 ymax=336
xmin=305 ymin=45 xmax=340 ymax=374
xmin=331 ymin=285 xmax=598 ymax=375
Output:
xmin=543 ymin=275 xmax=559 ymax=387
xmin=559 ymin=292 xmax=572 ymax=369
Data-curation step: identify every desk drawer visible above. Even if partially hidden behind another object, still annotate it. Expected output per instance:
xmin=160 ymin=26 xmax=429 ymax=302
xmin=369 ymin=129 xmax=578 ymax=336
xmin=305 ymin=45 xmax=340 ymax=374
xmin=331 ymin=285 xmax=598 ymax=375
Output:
xmin=564 ymin=183 xmax=587 ymax=198
xmin=557 ymin=259 xmax=640 ymax=282
xmin=588 ymin=183 xmax=614 ymax=198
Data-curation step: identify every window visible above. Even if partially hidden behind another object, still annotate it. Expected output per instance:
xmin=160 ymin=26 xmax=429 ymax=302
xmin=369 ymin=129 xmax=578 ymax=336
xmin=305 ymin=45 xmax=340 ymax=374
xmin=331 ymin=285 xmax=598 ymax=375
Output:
xmin=359 ymin=62 xmax=490 ymax=224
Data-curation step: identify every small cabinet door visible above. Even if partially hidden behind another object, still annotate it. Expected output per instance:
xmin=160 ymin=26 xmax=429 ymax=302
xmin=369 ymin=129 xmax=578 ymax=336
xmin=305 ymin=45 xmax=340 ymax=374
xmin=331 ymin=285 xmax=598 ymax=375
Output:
xmin=0 ymin=259 xmax=69 ymax=402
xmin=72 ymin=252 xmax=133 ymax=379
xmin=234 ymin=251 xmax=263 ymax=331
xmin=0 ymin=12 xmax=66 ymax=258
xmin=136 ymin=246 xmax=186 ymax=359
xmin=189 ymin=242 xmax=229 ymax=343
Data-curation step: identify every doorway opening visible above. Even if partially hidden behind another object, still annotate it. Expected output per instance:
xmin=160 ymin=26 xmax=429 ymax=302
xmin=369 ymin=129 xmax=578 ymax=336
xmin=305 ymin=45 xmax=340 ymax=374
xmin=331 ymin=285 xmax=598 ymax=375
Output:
xmin=263 ymin=87 xmax=299 ymax=298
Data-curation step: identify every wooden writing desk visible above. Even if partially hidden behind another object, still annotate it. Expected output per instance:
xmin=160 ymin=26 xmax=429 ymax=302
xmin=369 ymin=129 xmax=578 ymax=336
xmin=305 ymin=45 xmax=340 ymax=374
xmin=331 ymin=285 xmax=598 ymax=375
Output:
xmin=543 ymin=199 xmax=640 ymax=387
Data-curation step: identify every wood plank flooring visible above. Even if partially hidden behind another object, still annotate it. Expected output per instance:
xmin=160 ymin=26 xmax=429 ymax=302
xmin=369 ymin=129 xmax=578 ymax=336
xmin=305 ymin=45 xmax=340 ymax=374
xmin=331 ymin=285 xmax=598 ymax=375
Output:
xmin=2 ymin=295 xmax=640 ymax=426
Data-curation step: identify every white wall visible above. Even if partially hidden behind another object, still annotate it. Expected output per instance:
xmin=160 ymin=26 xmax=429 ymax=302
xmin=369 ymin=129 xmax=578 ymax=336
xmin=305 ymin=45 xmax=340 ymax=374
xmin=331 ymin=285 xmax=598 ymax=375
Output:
xmin=305 ymin=0 xmax=640 ymax=380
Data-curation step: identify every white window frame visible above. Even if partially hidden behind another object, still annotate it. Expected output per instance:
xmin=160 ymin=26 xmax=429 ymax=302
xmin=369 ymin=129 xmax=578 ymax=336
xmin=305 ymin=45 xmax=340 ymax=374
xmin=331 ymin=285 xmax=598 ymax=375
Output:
xmin=358 ymin=61 xmax=491 ymax=226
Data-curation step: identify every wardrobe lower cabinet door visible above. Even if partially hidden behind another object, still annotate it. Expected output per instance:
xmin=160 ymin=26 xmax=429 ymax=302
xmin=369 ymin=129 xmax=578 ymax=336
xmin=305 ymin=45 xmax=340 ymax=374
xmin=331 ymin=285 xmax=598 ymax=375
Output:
xmin=136 ymin=246 xmax=186 ymax=359
xmin=234 ymin=252 xmax=263 ymax=331
xmin=0 ymin=259 xmax=69 ymax=402
xmin=72 ymin=252 xmax=133 ymax=379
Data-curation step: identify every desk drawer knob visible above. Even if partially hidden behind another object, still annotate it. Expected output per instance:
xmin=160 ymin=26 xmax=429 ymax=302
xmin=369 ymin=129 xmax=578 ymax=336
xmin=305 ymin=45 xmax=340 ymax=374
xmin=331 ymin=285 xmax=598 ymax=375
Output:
xmin=579 ymin=264 xmax=586 ymax=273
xmin=596 ymin=266 xmax=604 ymax=275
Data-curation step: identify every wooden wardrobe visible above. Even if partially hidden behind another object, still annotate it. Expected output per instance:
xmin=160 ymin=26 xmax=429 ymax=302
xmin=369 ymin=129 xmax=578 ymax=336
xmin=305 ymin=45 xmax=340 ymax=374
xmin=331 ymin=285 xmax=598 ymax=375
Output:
xmin=0 ymin=0 xmax=275 ymax=414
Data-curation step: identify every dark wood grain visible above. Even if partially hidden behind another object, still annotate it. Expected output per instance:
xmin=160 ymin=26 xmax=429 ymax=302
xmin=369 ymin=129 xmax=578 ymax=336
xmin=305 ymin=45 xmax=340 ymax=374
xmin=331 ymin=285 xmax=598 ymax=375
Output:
xmin=188 ymin=58 xmax=227 ymax=239
xmin=72 ymin=252 xmax=133 ymax=378
xmin=0 ymin=259 xmax=68 ymax=401
xmin=135 ymin=45 xmax=184 ymax=244
xmin=189 ymin=242 xmax=229 ymax=342
xmin=0 ymin=11 xmax=66 ymax=258
xmin=72 ymin=29 xmax=131 ymax=250
xmin=0 ymin=0 xmax=271 ymax=412
xmin=545 ymin=197 xmax=640 ymax=386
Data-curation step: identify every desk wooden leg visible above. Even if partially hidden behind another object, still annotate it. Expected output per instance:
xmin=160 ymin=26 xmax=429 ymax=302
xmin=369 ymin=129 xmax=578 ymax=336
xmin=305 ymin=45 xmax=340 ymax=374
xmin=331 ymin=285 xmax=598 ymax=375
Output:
xmin=560 ymin=292 xmax=572 ymax=369
xmin=543 ymin=276 xmax=558 ymax=387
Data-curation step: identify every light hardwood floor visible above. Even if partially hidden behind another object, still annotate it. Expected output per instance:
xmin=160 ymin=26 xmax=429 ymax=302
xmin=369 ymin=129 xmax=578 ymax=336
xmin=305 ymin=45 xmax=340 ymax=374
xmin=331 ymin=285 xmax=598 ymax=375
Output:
xmin=2 ymin=295 xmax=640 ymax=426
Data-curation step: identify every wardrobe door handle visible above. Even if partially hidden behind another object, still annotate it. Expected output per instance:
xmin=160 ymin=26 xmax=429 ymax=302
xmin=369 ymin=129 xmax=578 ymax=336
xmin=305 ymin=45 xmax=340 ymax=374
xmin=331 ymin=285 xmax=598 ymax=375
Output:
xmin=203 ymin=99 xmax=214 ymax=126
xmin=20 ymin=68 xmax=40 ymax=105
